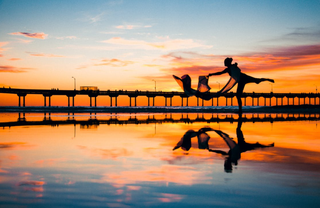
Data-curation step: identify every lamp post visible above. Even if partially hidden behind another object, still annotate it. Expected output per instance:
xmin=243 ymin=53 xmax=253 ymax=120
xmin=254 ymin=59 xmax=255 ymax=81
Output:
xmin=152 ymin=79 xmax=156 ymax=91
xmin=216 ymin=81 xmax=220 ymax=90
xmin=269 ymin=83 xmax=273 ymax=93
xmin=72 ymin=76 xmax=76 ymax=90
xmin=314 ymin=84 xmax=317 ymax=94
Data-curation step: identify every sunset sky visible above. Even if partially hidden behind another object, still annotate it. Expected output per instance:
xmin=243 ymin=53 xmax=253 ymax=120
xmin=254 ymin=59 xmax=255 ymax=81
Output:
xmin=1 ymin=0 xmax=320 ymax=105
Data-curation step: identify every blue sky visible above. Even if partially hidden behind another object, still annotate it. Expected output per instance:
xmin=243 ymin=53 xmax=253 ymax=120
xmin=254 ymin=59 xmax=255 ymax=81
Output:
xmin=0 ymin=0 xmax=320 ymax=94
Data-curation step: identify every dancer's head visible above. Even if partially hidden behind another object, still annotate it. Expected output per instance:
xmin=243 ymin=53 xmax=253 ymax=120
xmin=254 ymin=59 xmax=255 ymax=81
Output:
xmin=224 ymin=57 xmax=233 ymax=67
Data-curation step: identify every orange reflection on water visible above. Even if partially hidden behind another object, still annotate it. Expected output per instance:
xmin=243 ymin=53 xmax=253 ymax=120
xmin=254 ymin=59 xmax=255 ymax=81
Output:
xmin=1 ymin=112 xmax=320 ymax=206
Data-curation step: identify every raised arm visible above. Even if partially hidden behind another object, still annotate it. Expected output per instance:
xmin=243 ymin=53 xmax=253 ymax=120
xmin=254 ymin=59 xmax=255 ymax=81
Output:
xmin=208 ymin=68 xmax=228 ymax=77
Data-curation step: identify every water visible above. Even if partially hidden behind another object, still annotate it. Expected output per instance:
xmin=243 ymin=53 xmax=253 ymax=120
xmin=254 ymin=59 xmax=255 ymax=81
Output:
xmin=0 ymin=112 xmax=320 ymax=207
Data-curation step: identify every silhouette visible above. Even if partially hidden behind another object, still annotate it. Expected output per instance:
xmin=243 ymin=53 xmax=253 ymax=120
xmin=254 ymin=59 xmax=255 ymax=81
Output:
xmin=173 ymin=57 xmax=274 ymax=112
xmin=173 ymin=112 xmax=274 ymax=172
xmin=207 ymin=57 xmax=274 ymax=112
xmin=209 ymin=113 xmax=274 ymax=172
xmin=173 ymin=75 xmax=211 ymax=97
xmin=173 ymin=127 xmax=214 ymax=151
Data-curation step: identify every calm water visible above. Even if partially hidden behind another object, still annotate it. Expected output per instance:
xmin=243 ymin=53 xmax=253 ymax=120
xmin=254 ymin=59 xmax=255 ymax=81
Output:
xmin=0 ymin=112 xmax=320 ymax=208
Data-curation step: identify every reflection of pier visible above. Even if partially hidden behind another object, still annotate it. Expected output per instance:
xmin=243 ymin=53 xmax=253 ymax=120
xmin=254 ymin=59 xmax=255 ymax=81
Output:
xmin=1 ymin=88 xmax=320 ymax=107
xmin=1 ymin=113 xmax=319 ymax=128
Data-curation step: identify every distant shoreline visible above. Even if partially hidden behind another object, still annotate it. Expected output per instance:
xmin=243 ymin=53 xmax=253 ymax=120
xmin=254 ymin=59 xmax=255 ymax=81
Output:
xmin=0 ymin=105 xmax=320 ymax=114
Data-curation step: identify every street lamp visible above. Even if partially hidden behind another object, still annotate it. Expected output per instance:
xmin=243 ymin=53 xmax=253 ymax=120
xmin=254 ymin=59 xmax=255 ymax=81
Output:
xmin=152 ymin=79 xmax=156 ymax=91
xmin=269 ymin=83 xmax=273 ymax=92
xmin=72 ymin=76 xmax=76 ymax=90
xmin=314 ymin=84 xmax=317 ymax=94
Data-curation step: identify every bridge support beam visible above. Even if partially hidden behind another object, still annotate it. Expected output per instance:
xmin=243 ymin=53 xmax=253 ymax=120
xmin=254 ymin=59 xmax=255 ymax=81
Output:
xmin=129 ymin=97 xmax=138 ymax=107
xmin=270 ymin=98 xmax=272 ymax=106
xmin=43 ymin=95 xmax=52 ymax=107
xmin=164 ymin=97 xmax=173 ymax=106
xmin=89 ymin=96 xmax=97 ymax=107
xmin=67 ymin=96 xmax=75 ymax=107
xmin=17 ymin=94 xmax=26 ymax=107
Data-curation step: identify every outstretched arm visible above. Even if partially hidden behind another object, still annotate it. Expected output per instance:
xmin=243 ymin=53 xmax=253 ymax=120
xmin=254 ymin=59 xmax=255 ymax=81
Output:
xmin=208 ymin=68 xmax=228 ymax=77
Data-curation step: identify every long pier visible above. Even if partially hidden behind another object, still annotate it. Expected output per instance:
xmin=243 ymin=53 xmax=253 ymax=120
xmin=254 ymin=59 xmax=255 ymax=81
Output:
xmin=1 ymin=87 xmax=319 ymax=107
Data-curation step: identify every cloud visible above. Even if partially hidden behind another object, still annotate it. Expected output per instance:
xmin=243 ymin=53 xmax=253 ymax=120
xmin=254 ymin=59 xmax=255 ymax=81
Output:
xmin=232 ymin=44 xmax=320 ymax=73
xmin=0 ymin=65 xmax=34 ymax=73
xmin=115 ymin=24 xmax=152 ymax=30
xmin=102 ymin=37 xmax=211 ymax=51
xmin=94 ymin=58 xmax=134 ymax=67
xmin=0 ymin=42 xmax=9 ymax=57
xmin=160 ymin=44 xmax=320 ymax=76
xmin=56 ymin=36 xmax=77 ymax=40
xmin=0 ymin=42 xmax=8 ymax=50
xmin=269 ymin=26 xmax=320 ymax=44
xmin=84 ymin=12 xmax=105 ymax=23
xmin=78 ymin=58 xmax=134 ymax=69
xmin=28 ymin=52 xmax=65 ymax=58
xmin=10 ymin=32 xmax=48 ymax=39
xmin=8 ymin=58 xmax=21 ymax=61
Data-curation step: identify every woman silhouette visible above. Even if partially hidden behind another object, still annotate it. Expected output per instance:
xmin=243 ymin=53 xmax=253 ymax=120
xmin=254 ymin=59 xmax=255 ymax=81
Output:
xmin=208 ymin=57 xmax=274 ymax=112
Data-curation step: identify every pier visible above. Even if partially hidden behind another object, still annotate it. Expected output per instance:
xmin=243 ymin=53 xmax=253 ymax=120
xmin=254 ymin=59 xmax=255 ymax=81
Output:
xmin=1 ymin=87 xmax=320 ymax=107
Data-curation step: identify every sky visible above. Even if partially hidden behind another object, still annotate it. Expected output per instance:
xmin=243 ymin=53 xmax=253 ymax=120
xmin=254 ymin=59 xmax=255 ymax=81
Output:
xmin=0 ymin=0 xmax=320 ymax=105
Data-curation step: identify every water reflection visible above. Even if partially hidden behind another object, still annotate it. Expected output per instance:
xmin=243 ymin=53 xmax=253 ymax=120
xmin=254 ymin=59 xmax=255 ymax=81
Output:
xmin=0 ymin=112 xmax=320 ymax=207
xmin=1 ymin=112 xmax=319 ymax=128
xmin=173 ymin=113 xmax=274 ymax=172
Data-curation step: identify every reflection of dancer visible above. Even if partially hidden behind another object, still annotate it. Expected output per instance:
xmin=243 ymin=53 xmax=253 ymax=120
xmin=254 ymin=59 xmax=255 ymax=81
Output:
xmin=173 ymin=128 xmax=214 ymax=151
xmin=173 ymin=113 xmax=274 ymax=173
xmin=209 ymin=113 xmax=274 ymax=172
xmin=207 ymin=58 xmax=274 ymax=112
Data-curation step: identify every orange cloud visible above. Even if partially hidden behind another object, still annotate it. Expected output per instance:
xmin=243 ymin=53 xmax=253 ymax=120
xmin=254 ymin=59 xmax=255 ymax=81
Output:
xmin=28 ymin=53 xmax=65 ymax=58
xmin=78 ymin=58 xmax=134 ymax=69
xmin=8 ymin=58 xmax=21 ymax=61
xmin=0 ymin=65 xmax=34 ymax=73
xmin=155 ymin=44 xmax=320 ymax=92
xmin=102 ymin=37 xmax=211 ymax=50
xmin=94 ymin=58 xmax=134 ymax=67
xmin=0 ymin=42 xmax=9 ymax=57
xmin=10 ymin=32 xmax=48 ymax=39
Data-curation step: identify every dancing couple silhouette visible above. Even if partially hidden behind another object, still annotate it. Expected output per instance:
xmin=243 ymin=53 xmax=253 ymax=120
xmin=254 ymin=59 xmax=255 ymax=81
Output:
xmin=173 ymin=57 xmax=274 ymax=112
